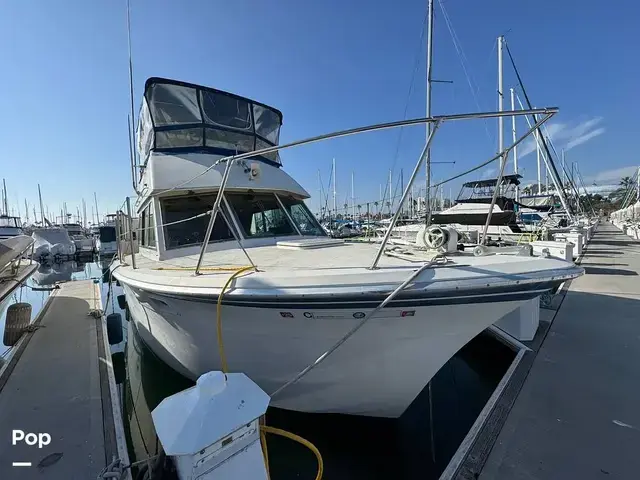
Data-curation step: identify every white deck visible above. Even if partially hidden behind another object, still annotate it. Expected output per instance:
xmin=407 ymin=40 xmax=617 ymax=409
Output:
xmin=114 ymin=241 xmax=582 ymax=297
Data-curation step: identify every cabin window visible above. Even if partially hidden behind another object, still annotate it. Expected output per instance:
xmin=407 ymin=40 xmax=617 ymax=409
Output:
xmin=140 ymin=209 xmax=146 ymax=245
xmin=147 ymin=206 xmax=156 ymax=247
xmin=200 ymin=91 xmax=252 ymax=131
xmin=277 ymin=196 xmax=325 ymax=236
xmin=253 ymin=105 xmax=280 ymax=144
xmin=148 ymin=84 xmax=201 ymax=126
xmin=226 ymin=193 xmax=297 ymax=238
xmin=140 ymin=204 xmax=156 ymax=248
xmin=161 ymin=194 xmax=235 ymax=250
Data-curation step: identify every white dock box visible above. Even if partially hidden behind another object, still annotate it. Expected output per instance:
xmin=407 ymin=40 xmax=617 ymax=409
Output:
xmin=530 ymin=241 xmax=574 ymax=262
xmin=553 ymin=232 xmax=583 ymax=258
xmin=152 ymin=371 xmax=270 ymax=480
xmin=494 ymin=297 xmax=541 ymax=342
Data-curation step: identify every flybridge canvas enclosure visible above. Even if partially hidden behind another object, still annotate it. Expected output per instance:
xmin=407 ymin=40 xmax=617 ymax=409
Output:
xmin=519 ymin=195 xmax=555 ymax=208
xmin=456 ymin=174 xmax=522 ymax=202
xmin=137 ymin=78 xmax=284 ymax=166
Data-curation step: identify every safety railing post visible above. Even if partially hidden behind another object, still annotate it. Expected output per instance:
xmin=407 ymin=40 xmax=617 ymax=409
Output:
xmin=115 ymin=210 xmax=122 ymax=263
xmin=126 ymin=197 xmax=136 ymax=269
xmin=195 ymin=158 xmax=235 ymax=275
xmin=370 ymin=120 xmax=442 ymax=269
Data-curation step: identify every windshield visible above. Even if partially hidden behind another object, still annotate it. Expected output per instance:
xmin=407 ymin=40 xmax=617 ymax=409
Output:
xmin=161 ymin=194 xmax=236 ymax=249
xmin=226 ymin=193 xmax=297 ymax=238
xmin=0 ymin=217 xmax=20 ymax=228
xmin=277 ymin=196 xmax=325 ymax=236
xmin=99 ymin=227 xmax=117 ymax=243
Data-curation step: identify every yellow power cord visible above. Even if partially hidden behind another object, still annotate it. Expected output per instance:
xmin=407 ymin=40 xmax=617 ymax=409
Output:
xmin=216 ymin=266 xmax=324 ymax=480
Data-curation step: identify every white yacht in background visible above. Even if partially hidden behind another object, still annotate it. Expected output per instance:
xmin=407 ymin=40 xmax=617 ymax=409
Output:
xmin=95 ymin=216 xmax=118 ymax=257
xmin=112 ymin=78 xmax=582 ymax=418
xmin=31 ymin=227 xmax=76 ymax=260
xmin=0 ymin=215 xmax=24 ymax=240
xmin=0 ymin=235 xmax=38 ymax=316
xmin=63 ymin=223 xmax=95 ymax=255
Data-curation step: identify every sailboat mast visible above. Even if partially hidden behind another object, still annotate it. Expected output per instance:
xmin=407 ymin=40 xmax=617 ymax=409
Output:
xmin=2 ymin=179 xmax=8 ymax=216
xmin=425 ymin=0 xmax=434 ymax=226
xmin=497 ymin=36 xmax=504 ymax=168
xmin=536 ymin=129 xmax=542 ymax=194
xmin=94 ymin=192 xmax=100 ymax=225
xmin=38 ymin=184 xmax=45 ymax=224
xmin=510 ymin=88 xmax=519 ymax=201
xmin=351 ymin=171 xmax=355 ymax=220
xmin=388 ymin=169 xmax=393 ymax=215
xmin=25 ymin=199 xmax=29 ymax=223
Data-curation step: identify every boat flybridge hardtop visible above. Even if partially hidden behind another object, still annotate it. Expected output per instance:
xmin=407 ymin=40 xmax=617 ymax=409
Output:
xmin=111 ymin=77 xmax=582 ymax=417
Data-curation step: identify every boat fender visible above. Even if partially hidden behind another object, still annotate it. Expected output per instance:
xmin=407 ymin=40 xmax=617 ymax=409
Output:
xmin=3 ymin=303 xmax=32 ymax=347
xmin=106 ymin=313 xmax=123 ymax=345
xmin=117 ymin=294 xmax=127 ymax=310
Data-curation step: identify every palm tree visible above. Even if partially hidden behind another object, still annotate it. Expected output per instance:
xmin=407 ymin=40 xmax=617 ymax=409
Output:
xmin=357 ymin=204 xmax=362 ymax=219
xmin=612 ymin=176 xmax=635 ymax=204
xmin=374 ymin=201 xmax=379 ymax=215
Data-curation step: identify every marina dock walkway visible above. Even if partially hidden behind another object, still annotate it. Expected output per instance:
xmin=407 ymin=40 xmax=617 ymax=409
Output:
xmin=478 ymin=222 xmax=640 ymax=479
xmin=0 ymin=280 xmax=127 ymax=479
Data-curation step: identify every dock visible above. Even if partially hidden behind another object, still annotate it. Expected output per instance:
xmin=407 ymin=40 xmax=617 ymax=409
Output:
xmin=448 ymin=222 xmax=640 ymax=479
xmin=0 ymin=280 xmax=130 ymax=479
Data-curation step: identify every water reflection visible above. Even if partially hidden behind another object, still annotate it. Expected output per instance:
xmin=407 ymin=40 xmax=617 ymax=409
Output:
xmin=0 ymin=258 xmax=107 ymax=359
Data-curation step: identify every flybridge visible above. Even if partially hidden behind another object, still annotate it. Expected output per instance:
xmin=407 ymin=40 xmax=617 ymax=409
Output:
xmin=136 ymin=77 xmax=284 ymax=167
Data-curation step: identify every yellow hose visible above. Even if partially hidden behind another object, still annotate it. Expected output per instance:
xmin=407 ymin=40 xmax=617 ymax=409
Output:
xmin=260 ymin=425 xmax=324 ymax=480
xmin=217 ymin=265 xmax=257 ymax=373
xmin=216 ymin=266 xmax=323 ymax=480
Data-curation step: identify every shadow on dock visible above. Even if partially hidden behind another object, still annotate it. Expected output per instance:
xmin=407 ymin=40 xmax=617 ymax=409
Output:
xmin=583 ymin=266 xmax=638 ymax=276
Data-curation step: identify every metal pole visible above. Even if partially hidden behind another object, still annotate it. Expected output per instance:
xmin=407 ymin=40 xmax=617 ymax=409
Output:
xmin=126 ymin=197 xmax=136 ymax=269
xmin=388 ymin=169 xmax=392 ymax=216
xmin=351 ymin=171 xmax=355 ymax=220
xmin=425 ymin=0 xmax=434 ymax=227
xmin=516 ymin=95 xmax=573 ymax=221
xmin=370 ymin=121 xmax=441 ymax=269
xmin=332 ymin=158 xmax=337 ymax=218
xmin=195 ymin=159 xmax=235 ymax=275
xmin=126 ymin=0 xmax=138 ymax=192
xmin=536 ymin=129 xmax=542 ymax=194
xmin=94 ymin=192 xmax=100 ymax=225
xmin=481 ymin=150 xmax=510 ymax=245
xmin=115 ymin=211 xmax=122 ymax=262
xmin=510 ymin=88 xmax=519 ymax=201
xmin=497 ymin=36 xmax=504 ymax=169
xmin=2 ymin=179 xmax=7 ymax=216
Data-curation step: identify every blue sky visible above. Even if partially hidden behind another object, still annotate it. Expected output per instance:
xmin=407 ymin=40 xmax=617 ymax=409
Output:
xmin=0 ymin=0 xmax=638 ymax=221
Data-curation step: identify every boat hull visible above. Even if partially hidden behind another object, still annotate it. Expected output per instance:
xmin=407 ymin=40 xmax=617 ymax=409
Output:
xmin=121 ymin=282 xmax=528 ymax=417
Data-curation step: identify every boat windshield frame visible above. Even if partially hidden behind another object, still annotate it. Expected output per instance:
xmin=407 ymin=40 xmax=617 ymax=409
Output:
xmin=0 ymin=216 xmax=21 ymax=228
xmin=137 ymin=78 xmax=284 ymax=168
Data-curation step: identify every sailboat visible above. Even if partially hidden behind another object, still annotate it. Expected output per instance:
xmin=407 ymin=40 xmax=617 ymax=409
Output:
xmin=111 ymin=77 xmax=582 ymax=417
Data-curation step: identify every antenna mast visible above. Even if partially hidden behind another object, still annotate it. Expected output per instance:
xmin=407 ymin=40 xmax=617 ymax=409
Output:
xmin=127 ymin=0 xmax=138 ymax=192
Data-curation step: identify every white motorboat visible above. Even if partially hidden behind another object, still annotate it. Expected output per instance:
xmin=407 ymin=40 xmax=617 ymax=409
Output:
xmin=31 ymin=227 xmax=76 ymax=260
xmin=95 ymin=224 xmax=118 ymax=256
xmin=63 ymin=223 xmax=95 ymax=255
xmin=112 ymin=78 xmax=582 ymax=418
xmin=0 ymin=215 xmax=24 ymax=241
xmin=0 ymin=235 xmax=38 ymax=316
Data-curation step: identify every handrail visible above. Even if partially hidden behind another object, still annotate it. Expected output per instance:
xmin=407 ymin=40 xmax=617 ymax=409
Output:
xmin=120 ymin=106 xmax=558 ymax=275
